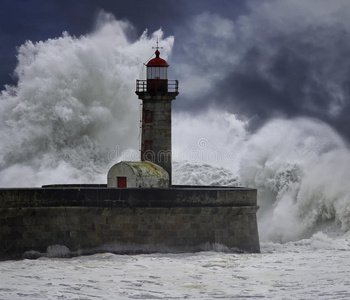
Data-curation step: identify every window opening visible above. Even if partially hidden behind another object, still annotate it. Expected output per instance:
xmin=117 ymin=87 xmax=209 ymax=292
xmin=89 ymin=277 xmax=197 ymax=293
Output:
xmin=145 ymin=110 xmax=153 ymax=123
xmin=144 ymin=140 xmax=153 ymax=151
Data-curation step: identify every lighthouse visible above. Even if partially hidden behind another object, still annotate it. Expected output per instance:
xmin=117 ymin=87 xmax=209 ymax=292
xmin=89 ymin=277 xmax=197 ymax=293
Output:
xmin=107 ymin=45 xmax=178 ymax=188
xmin=135 ymin=47 xmax=179 ymax=185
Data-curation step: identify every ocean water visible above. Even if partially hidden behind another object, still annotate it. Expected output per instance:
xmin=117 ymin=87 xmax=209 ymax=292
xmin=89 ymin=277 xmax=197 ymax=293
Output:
xmin=1 ymin=12 xmax=350 ymax=299
xmin=1 ymin=234 xmax=350 ymax=299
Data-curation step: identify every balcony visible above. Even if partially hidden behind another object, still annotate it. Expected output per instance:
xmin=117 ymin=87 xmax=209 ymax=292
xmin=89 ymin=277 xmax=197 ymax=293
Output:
xmin=136 ymin=80 xmax=179 ymax=94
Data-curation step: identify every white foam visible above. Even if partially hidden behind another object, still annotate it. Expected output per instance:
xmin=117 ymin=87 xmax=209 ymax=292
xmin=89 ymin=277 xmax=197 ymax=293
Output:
xmin=0 ymin=12 xmax=174 ymax=187
xmin=2 ymin=235 xmax=350 ymax=299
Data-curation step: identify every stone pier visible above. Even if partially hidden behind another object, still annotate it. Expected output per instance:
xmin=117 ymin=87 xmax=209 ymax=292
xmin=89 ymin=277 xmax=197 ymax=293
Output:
xmin=0 ymin=185 xmax=260 ymax=259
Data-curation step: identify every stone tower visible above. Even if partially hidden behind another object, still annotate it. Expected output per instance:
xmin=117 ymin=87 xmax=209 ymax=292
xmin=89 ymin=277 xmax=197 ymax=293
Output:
xmin=135 ymin=48 xmax=179 ymax=185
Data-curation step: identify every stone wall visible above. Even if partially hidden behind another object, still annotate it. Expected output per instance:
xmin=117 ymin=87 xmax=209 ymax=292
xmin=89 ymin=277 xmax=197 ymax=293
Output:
xmin=0 ymin=186 xmax=260 ymax=259
xmin=141 ymin=98 xmax=173 ymax=181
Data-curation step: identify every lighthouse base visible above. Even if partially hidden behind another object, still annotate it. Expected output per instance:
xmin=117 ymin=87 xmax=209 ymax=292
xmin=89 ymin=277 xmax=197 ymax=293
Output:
xmin=0 ymin=186 xmax=260 ymax=260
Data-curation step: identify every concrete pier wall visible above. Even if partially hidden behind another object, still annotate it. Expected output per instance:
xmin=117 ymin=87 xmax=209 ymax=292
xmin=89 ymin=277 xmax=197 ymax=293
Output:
xmin=0 ymin=186 xmax=260 ymax=259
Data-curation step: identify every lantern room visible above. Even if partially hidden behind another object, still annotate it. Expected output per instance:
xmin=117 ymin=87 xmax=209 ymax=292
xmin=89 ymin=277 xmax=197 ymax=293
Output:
xmin=147 ymin=50 xmax=169 ymax=79
xmin=146 ymin=50 xmax=169 ymax=93
xmin=136 ymin=48 xmax=178 ymax=95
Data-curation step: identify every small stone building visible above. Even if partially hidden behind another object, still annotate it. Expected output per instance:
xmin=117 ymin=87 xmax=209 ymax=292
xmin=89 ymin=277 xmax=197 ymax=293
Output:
xmin=107 ymin=161 xmax=169 ymax=188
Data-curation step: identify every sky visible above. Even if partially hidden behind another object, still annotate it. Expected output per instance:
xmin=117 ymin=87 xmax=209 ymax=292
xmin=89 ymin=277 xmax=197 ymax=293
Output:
xmin=1 ymin=0 xmax=350 ymax=141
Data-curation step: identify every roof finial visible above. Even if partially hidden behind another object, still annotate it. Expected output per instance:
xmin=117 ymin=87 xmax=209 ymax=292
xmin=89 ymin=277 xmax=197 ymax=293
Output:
xmin=152 ymin=37 xmax=163 ymax=58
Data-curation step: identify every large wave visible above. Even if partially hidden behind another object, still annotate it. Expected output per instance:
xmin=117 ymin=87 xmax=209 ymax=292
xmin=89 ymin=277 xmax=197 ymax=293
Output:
xmin=240 ymin=118 xmax=350 ymax=242
xmin=0 ymin=12 xmax=173 ymax=186
xmin=1 ymin=12 xmax=350 ymax=243
xmin=173 ymin=113 xmax=350 ymax=242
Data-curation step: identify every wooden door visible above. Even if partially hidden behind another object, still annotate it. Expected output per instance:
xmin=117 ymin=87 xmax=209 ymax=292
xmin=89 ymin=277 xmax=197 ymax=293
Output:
xmin=117 ymin=177 xmax=127 ymax=188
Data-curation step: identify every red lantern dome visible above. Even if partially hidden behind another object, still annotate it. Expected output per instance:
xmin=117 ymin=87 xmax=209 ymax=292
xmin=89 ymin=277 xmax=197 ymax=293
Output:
xmin=146 ymin=50 xmax=168 ymax=80
xmin=146 ymin=50 xmax=169 ymax=67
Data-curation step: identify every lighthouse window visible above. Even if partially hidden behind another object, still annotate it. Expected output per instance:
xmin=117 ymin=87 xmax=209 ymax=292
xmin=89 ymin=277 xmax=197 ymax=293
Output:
xmin=145 ymin=110 xmax=153 ymax=123
xmin=159 ymin=67 xmax=167 ymax=79
xmin=144 ymin=140 xmax=152 ymax=151
xmin=147 ymin=67 xmax=167 ymax=79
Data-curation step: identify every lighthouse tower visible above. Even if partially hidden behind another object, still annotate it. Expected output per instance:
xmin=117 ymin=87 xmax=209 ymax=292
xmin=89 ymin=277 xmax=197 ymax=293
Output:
xmin=135 ymin=47 xmax=179 ymax=185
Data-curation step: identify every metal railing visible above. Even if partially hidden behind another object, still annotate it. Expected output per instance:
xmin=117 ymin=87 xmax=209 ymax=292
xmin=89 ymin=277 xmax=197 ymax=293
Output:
xmin=136 ymin=80 xmax=179 ymax=93
xmin=168 ymin=80 xmax=179 ymax=93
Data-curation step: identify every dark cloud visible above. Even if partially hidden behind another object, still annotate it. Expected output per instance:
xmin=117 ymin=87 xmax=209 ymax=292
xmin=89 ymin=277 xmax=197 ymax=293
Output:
xmin=173 ymin=1 xmax=350 ymax=140
xmin=232 ymin=20 xmax=350 ymax=137
xmin=0 ymin=0 xmax=72 ymax=87
xmin=2 ymin=0 xmax=350 ymax=141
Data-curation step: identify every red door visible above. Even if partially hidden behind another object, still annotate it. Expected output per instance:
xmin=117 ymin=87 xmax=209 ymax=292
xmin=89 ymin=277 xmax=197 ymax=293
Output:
xmin=117 ymin=177 xmax=127 ymax=188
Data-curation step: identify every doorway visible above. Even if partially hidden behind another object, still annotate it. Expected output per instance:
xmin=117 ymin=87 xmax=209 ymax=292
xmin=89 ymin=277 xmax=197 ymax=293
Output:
xmin=117 ymin=176 xmax=127 ymax=188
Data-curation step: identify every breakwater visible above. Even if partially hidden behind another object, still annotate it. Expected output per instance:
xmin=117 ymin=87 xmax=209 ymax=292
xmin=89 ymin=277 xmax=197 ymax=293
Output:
xmin=0 ymin=185 xmax=260 ymax=259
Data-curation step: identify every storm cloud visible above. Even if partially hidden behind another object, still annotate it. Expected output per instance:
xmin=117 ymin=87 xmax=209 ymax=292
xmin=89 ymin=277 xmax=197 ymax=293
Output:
xmin=172 ymin=1 xmax=350 ymax=138
xmin=1 ymin=0 xmax=350 ymax=140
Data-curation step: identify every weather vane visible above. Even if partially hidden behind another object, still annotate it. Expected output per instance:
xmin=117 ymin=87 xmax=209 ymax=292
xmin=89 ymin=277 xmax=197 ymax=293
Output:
xmin=143 ymin=38 xmax=163 ymax=65
xmin=152 ymin=37 xmax=163 ymax=51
